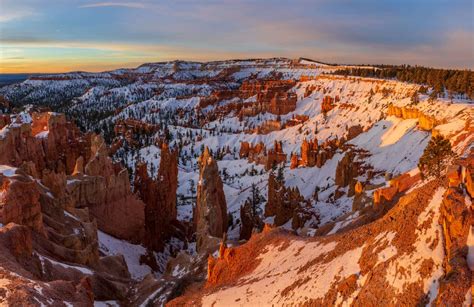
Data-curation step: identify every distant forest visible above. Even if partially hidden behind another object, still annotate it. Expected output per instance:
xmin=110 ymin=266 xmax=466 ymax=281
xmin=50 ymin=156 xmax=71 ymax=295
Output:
xmin=330 ymin=65 xmax=474 ymax=99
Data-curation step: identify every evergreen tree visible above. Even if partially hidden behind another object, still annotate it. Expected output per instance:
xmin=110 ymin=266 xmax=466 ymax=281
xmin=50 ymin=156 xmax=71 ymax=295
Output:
xmin=248 ymin=183 xmax=265 ymax=217
xmin=276 ymin=164 xmax=285 ymax=184
xmin=418 ymin=136 xmax=455 ymax=178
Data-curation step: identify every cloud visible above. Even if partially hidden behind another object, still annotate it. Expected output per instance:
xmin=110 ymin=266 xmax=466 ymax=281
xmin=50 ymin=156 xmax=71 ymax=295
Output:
xmin=0 ymin=0 xmax=35 ymax=22
xmin=79 ymin=2 xmax=146 ymax=9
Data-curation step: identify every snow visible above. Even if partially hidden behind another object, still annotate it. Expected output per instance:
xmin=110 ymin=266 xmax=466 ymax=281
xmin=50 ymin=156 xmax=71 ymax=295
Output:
xmin=35 ymin=130 xmax=49 ymax=138
xmin=98 ymin=230 xmax=152 ymax=280
xmin=38 ymin=254 xmax=94 ymax=275
xmin=379 ymin=117 xmax=418 ymax=147
xmin=351 ymin=117 xmax=430 ymax=176
xmin=434 ymin=119 xmax=466 ymax=138
xmin=374 ymin=232 xmax=397 ymax=266
xmin=202 ymin=238 xmax=371 ymax=305
xmin=0 ymin=165 xmax=17 ymax=177
xmin=385 ymin=187 xmax=446 ymax=303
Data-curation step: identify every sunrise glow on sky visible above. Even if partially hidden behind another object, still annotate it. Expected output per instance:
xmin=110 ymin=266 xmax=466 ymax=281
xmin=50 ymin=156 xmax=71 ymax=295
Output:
xmin=0 ymin=0 xmax=473 ymax=73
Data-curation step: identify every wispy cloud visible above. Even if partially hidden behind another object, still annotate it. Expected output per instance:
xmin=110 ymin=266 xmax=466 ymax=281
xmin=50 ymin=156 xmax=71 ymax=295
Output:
xmin=0 ymin=0 xmax=35 ymax=22
xmin=79 ymin=2 xmax=146 ymax=9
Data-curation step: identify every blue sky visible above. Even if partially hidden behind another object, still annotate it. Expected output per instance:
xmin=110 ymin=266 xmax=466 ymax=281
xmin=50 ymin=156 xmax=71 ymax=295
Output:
xmin=0 ymin=0 xmax=473 ymax=72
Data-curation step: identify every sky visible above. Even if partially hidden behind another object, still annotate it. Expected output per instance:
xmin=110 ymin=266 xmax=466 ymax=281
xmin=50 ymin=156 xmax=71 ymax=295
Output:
xmin=0 ymin=0 xmax=473 ymax=73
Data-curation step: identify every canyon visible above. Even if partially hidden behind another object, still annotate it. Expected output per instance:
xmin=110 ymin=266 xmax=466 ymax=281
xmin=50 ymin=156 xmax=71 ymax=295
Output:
xmin=0 ymin=58 xmax=472 ymax=306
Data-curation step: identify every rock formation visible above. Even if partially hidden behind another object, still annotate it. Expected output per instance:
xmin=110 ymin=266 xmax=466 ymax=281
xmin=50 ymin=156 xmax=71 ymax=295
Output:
xmin=134 ymin=143 xmax=178 ymax=251
xmin=373 ymin=172 xmax=421 ymax=208
xmin=265 ymin=172 xmax=313 ymax=227
xmin=68 ymin=134 xmax=145 ymax=242
xmin=0 ymin=168 xmax=46 ymax=236
xmin=114 ymin=118 xmax=159 ymax=147
xmin=266 ymin=141 xmax=287 ymax=170
xmin=335 ymin=151 xmax=360 ymax=188
xmin=387 ymin=104 xmax=439 ymax=131
xmin=291 ymin=137 xmax=341 ymax=169
xmin=321 ymin=95 xmax=337 ymax=114
xmin=194 ymin=147 xmax=228 ymax=251
xmin=0 ymin=112 xmax=90 ymax=175
xmin=239 ymin=80 xmax=297 ymax=115
xmin=239 ymin=141 xmax=286 ymax=170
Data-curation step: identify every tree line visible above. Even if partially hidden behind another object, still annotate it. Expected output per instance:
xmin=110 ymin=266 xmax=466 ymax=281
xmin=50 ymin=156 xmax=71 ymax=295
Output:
xmin=330 ymin=65 xmax=474 ymax=99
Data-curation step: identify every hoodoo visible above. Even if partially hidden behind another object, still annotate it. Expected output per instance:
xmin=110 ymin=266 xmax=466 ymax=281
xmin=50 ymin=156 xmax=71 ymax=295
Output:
xmin=194 ymin=147 xmax=228 ymax=251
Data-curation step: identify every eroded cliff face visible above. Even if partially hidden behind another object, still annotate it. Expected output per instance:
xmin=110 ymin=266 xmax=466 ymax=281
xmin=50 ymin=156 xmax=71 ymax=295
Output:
xmin=0 ymin=168 xmax=46 ymax=236
xmin=387 ymin=104 xmax=439 ymax=131
xmin=0 ymin=112 xmax=146 ymax=243
xmin=70 ymin=134 xmax=145 ymax=242
xmin=435 ymin=155 xmax=474 ymax=304
xmin=194 ymin=147 xmax=228 ymax=252
xmin=0 ymin=165 xmax=135 ymax=304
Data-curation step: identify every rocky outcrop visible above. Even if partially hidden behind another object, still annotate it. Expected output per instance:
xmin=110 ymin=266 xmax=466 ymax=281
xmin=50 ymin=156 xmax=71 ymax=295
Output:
xmin=335 ymin=151 xmax=360 ymax=188
xmin=436 ymin=186 xmax=473 ymax=304
xmin=301 ymin=138 xmax=318 ymax=167
xmin=373 ymin=172 xmax=421 ymax=207
xmin=239 ymin=80 xmax=297 ymax=115
xmin=0 ymin=114 xmax=10 ymax=129
xmin=0 ymin=112 xmax=90 ymax=175
xmin=0 ymin=169 xmax=46 ymax=236
xmin=0 ymin=153 xmax=136 ymax=304
xmin=69 ymin=134 xmax=145 ymax=242
xmin=291 ymin=137 xmax=341 ymax=169
xmin=239 ymin=141 xmax=265 ymax=159
xmin=239 ymin=141 xmax=286 ymax=170
xmin=346 ymin=125 xmax=363 ymax=141
xmin=205 ymin=226 xmax=276 ymax=290
xmin=194 ymin=147 xmax=228 ymax=251
xmin=321 ymin=95 xmax=338 ymax=114
xmin=0 ymin=223 xmax=33 ymax=259
xmin=266 ymin=141 xmax=286 ymax=170
xmin=265 ymin=172 xmax=311 ymax=227
xmin=254 ymin=119 xmax=282 ymax=134
xmin=134 ymin=143 xmax=178 ymax=251
xmin=387 ymin=104 xmax=439 ymax=131
xmin=0 ymin=112 xmax=147 ymax=243
xmin=114 ymin=118 xmax=159 ymax=146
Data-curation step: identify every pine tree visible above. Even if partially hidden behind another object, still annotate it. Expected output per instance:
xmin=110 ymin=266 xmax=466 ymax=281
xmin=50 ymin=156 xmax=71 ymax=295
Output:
xmin=418 ymin=136 xmax=455 ymax=178
xmin=276 ymin=165 xmax=285 ymax=184
xmin=247 ymin=183 xmax=265 ymax=218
